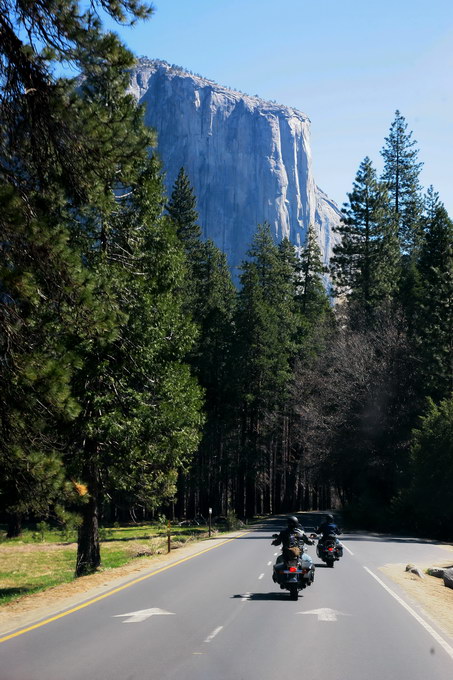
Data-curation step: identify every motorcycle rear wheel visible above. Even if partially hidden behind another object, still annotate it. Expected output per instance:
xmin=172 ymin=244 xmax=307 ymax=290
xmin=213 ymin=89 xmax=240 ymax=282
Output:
xmin=289 ymin=585 xmax=299 ymax=600
xmin=326 ymin=558 xmax=334 ymax=568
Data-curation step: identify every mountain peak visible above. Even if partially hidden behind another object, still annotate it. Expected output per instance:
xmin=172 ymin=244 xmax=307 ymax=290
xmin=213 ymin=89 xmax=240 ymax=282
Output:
xmin=134 ymin=57 xmax=309 ymax=122
xmin=129 ymin=58 xmax=340 ymax=275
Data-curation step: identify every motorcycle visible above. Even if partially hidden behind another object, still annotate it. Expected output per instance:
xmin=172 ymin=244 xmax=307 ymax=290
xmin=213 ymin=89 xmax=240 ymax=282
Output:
xmin=313 ymin=533 xmax=343 ymax=568
xmin=271 ymin=534 xmax=315 ymax=600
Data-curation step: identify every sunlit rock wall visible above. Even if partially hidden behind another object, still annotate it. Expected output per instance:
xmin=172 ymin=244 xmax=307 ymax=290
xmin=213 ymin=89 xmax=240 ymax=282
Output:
xmin=129 ymin=59 xmax=341 ymax=277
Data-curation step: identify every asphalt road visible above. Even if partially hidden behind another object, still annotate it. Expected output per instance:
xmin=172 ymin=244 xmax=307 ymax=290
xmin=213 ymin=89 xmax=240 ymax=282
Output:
xmin=1 ymin=513 xmax=453 ymax=680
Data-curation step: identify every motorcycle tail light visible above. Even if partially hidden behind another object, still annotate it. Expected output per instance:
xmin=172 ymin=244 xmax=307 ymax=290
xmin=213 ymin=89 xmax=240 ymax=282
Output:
xmin=328 ymin=547 xmax=334 ymax=551
xmin=289 ymin=566 xmax=297 ymax=572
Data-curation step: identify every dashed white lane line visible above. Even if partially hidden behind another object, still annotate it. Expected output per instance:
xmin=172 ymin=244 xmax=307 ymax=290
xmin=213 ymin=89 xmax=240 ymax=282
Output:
xmin=204 ymin=626 xmax=223 ymax=643
xmin=342 ymin=543 xmax=354 ymax=556
xmin=267 ymin=561 xmax=272 ymax=566
xmin=241 ymin=592 xmax=251 ymax=601
xmin=274 ymin=552 xmax=279 ymax=556
xmin=258 ymin=573 xmax=265 ymax=580
xmin=364 ymin=567 xmax=453 ymax=661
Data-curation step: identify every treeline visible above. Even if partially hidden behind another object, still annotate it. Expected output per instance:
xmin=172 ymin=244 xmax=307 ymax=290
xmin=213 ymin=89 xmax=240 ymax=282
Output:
xmin=1 ymin=1 xmax=452 ymax=580
xmin=178 ymin=110 xmax=452 ymax=538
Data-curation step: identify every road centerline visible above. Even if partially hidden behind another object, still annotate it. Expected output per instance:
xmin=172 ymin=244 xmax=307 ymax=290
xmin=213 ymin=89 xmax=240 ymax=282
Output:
xmin=0 ymin=531 xmax=251 ymax=644
xmin=204 ymin=626 xmax=223 ymax=643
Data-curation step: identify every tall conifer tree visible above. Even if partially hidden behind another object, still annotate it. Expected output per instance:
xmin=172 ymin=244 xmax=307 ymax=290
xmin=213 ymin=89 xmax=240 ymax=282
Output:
xmin=415 ymin=188 xmax=453 ymax=401
xmin=381 ymin=110 xmax=423 ymax=253
xmin=331 ymin=157 xmax=399 ymax=312
xmin=166 ymin=167 xmax=202 ymax=254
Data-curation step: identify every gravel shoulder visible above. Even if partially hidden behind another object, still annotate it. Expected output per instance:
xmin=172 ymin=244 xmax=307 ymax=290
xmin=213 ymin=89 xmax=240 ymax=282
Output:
xmin=380 ymin=545 xmax=453 ymax=639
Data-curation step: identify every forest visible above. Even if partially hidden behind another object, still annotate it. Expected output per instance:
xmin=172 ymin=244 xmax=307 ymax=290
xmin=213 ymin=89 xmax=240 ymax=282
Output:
xmin=1 ymin=1 xmax=452 ymax=576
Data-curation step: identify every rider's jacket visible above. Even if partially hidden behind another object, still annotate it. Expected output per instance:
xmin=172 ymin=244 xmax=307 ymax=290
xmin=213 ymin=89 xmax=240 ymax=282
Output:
xmin=272 ymin=527 xmax=312 ymax=549
xmin=316 ymin=522 xmax=340 ymax=540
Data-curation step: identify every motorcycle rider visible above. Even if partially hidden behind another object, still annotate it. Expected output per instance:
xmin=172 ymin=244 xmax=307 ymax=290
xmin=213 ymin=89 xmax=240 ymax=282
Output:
xmin=272 ymin=515 xmax=314 ymax=561
xmin=315 ymin=513 xmax=341 ymax=548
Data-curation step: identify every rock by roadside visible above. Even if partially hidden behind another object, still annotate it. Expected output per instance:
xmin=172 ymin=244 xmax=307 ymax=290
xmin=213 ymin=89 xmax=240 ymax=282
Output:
xmin=444 ymin=568 xmax=453 ymax=590
xmin=381 ymin=560 xmax=453 ymax=638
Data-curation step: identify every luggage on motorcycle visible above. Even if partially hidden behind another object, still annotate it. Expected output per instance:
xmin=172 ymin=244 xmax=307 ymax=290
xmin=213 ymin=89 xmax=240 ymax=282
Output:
xmin=283 ymin=546 xmax=301 ymax=560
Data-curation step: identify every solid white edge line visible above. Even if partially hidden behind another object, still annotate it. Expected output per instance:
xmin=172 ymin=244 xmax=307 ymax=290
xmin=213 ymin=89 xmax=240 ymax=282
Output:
xmin=204 ymin=626 xmax=223 ymax=643
xmin=342 ymin=543 xmax=354 ymax=556
xmin=363 ymin=567 xmax=453 ymax=661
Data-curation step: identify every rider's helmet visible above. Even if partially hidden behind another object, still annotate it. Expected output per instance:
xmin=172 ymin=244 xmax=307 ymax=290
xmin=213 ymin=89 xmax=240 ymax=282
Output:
xmin=325 ymin=514 xmax=334 ymax=522
xmin=287 ymin=515 xmax=299 ymax=528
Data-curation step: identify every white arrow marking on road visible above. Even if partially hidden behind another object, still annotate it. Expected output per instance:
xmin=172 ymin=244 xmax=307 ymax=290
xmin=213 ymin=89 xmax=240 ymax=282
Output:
xmin=113 ymin=608 xmax=175 ymax=623
xmin=299 ymin=608 xmax=349 ymax=622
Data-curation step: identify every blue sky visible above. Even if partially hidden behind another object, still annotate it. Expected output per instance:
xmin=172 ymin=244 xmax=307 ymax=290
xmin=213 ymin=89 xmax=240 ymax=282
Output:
xmin=104 ymin=0 xmax=453 ymax=215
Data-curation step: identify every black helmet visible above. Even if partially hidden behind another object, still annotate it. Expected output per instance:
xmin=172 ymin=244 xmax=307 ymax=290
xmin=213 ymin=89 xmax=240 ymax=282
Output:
xmin=325 ymin=514 xmax=334 ymax=522
xmin=287 ymin=515 xmax=299 ymax=528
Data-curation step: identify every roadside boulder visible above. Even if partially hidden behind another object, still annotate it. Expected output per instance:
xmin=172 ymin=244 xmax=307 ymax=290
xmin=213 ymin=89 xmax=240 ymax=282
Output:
xmin=427 ymin=567 xmax=445 ymax=578
xmin=443 ymin=568 xmax=453 ymax=590
xmin=405 ymin=563 xmax=424 ymax=578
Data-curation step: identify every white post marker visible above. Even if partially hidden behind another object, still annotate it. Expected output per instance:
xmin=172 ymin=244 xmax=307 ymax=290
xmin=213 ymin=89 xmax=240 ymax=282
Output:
xmin=113 ymin=608 xmax=175 ymax=623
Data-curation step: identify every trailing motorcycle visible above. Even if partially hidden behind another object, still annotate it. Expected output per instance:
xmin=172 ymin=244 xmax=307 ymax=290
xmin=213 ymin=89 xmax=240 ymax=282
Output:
xmin=271 ymin=535 xmax=315 ymax=600
xmin=314 ymin=534 xmax=343 ymax=568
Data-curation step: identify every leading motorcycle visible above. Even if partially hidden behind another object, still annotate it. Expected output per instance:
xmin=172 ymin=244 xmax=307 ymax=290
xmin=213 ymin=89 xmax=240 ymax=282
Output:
xmin=313 ymin=534 xmax=343 ymax=567
xmin=271 ymin=535 xmax=315 ymax=600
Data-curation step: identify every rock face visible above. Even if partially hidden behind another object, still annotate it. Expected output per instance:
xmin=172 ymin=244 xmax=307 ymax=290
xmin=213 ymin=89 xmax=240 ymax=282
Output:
xmin=444 ymin=568 xmax=453 ymax=590
xmin=129 ymin=59 xmax=341 ymax=276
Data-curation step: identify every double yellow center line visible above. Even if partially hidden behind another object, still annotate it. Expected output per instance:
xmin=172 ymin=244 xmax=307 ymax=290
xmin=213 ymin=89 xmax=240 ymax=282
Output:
xmin=0 ymin=532 xmax=250 ymax=644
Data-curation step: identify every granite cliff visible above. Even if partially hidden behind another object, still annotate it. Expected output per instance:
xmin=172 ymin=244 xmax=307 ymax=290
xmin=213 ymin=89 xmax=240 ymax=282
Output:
xmin=129 ymin=59 xmax=341 ymax=275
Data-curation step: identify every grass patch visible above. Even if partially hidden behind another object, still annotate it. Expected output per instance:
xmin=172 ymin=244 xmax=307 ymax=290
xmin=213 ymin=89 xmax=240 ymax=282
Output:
xmin=0 ymin=547 xmax=76 ymax=605
xmin=0 ymin=522 xmax=209 ymax=545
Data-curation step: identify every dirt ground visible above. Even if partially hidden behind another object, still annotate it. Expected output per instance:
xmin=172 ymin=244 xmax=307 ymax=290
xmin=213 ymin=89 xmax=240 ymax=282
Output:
xmin=380 ymin=544 xmax=453 ymax=638
xmin=2 ymin=535 xmax=453 ymax=641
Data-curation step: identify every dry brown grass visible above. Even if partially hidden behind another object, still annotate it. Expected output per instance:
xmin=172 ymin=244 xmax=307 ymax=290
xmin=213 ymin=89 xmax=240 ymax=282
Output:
xmin=380 ymin=560 xmax=453 ymax=638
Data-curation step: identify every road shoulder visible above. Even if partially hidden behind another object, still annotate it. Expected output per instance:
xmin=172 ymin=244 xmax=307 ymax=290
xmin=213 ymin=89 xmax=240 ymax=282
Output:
xmin=380 ymin=554 xmax=453 ymax=638
xmin=0 ymin=529 xmax=248 ymax=637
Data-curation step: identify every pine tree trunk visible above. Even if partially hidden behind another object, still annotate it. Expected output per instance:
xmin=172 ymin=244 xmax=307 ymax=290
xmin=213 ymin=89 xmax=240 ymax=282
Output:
xmin=6 ymin=512 xmax=22 ymax=538
xmin=76 ymin=460 xmax=100 ymax=577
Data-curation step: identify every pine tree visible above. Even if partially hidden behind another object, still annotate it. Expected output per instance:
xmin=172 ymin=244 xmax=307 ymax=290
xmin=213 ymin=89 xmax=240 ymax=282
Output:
xmin=408 ymin=396 xmax=453 ymax=538
xmin=70 ymin=158 xmax=204 ymax=576
xmin=381 ymin=110 xmax=424 ymax=253
xmin=0 ymin=1 xmax=205 ymax=574
xmin=233 ymin=225 xmax=300 ymax=516
xmin=166 ymin=167 xmax=202 ymax=254
xmin=0 ymin=181 xmax=115 ymax=536
xmin=415 ymin=188 xmax=453 ymax=401
xmin=180 ymin=239 xmax=237 ymax=516
xmin=331 ymin=157 xmax=400 ymax=312
xmin=298 ymin=225 xmax=332 ymax=323
xmin=0 ymin=1 xmax=153 ymax=204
